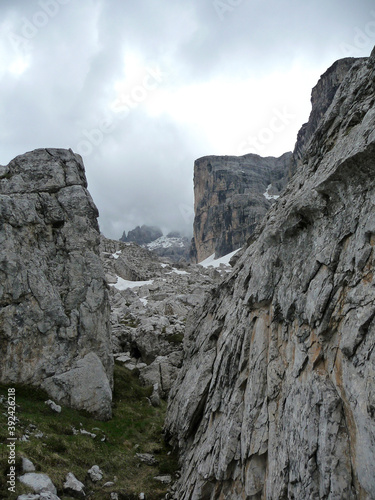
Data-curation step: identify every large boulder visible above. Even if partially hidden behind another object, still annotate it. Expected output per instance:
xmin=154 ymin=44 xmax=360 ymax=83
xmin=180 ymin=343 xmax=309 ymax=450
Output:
xmin=0 ymin=148 xmax=113 ymax=420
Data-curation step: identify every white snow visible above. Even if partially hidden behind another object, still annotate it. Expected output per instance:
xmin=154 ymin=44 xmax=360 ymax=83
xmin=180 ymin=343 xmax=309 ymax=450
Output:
xmin=199 ymin=248 xmax=241 ymax=268
xmin=263 ymin=184 xmax=280 ymax=201
xmin=111 ymin=250 xmax=122 ymax=259
xmin=139 ymin=297 xmax=148 ymax=306
xmin=160 ymin=263 xmax=168 ymax=268
xmin=166 ymin=268 xmax=189 ymax=275
xmin=110 ymin=277 xmax=154 ymax=291
xmin=147 ymin=235 xmax=185 ymax=249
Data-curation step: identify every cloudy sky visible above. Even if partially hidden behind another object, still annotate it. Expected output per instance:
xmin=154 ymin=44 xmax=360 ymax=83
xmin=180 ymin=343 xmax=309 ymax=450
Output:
xmin=1 ymin=0 xmax=374 ymax=238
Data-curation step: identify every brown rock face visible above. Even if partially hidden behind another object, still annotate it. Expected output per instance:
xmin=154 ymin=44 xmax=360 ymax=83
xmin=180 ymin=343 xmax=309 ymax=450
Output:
xmin=166 ymin=51 xmax=375 ymax=498
xmin=191 ymin=152 xmax=292 ymax=262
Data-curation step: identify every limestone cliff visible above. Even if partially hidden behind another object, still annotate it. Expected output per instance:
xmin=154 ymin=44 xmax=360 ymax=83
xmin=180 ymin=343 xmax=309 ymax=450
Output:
xmin=190 ymin=152 xmax=292 ymax=263
xmin=0 ymin=148 xmax=113 ymax=420
xmin=165 ymin=50 xmax=375 ymax=498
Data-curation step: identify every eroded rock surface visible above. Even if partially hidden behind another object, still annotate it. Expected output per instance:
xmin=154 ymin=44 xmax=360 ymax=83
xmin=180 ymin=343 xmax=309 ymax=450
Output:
xmin=165 ymin=51 xmax=375 ymax=498
xmin=0 ymin=148 xmax=113 ymax=420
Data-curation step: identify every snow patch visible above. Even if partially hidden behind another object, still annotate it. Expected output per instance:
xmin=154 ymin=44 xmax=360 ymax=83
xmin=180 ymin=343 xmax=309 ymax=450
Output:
xmin=112 ymin=250 xmax=122 ymax=259
xmin=166 ymin=268 xmax=189 ymax=275
xmin=147 ymin=235 xmax=185 ymax=250
xmin=199 ymin=248 xmax=241 ymax=268
xmin=139 ymin=297 xmax=148 ymax=306
xmin=110 ymin=277 xmax=154 ymax=291
xmin=263 ymin=184 xmax=280 ymax=201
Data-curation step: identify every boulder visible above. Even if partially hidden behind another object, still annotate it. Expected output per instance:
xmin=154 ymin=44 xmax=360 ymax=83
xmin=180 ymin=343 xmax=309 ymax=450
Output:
xmin=0 ymin=148 xmax=113 ymax=419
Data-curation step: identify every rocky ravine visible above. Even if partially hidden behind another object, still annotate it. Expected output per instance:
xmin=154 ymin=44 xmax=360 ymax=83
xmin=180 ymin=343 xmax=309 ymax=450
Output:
xmin=165 ymin=50 xmax=375 ymax=498
xmin=100 ymin=236 xmax=231 ymax=400
xmin=0 ymin=148 xmax=113 ymax=420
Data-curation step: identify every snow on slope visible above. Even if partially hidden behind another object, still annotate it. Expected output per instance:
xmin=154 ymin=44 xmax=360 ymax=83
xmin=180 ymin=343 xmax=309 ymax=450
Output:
xmin=199 ymin=248 xmax=241 ymax=268
xmin=111 ymin=277 xmax=154 ymax=291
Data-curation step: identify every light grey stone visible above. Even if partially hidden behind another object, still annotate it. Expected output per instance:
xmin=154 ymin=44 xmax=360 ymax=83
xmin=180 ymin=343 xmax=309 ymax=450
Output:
xmin=22 ymin=457 xmax=36 ymax=472
xmin=43 ymin=352 xmax=112 ymax=421
xmin=18 ymin=473 xmax=57 ymax=494
xmin=63 ymin=472 xmax=85 ymax=497
xmin=87 ymin=465 xmax=103 ymax=482
xmin=44 ymin=400 xmax=61 ymax=413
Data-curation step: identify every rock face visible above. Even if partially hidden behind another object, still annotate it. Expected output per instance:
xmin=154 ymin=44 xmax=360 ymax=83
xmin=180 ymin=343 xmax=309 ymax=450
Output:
xmin=120 ymin=225 xmax=191 ymax=262
xmin=120 ymin=225 xmax=163 ymax=245
xmin=0 ymin=148 xmax=113 ymax=420
xmin=165 ymin=51 xmax=375 ymax=498
xmin=190 ymin=152 xmax=292 ymax=262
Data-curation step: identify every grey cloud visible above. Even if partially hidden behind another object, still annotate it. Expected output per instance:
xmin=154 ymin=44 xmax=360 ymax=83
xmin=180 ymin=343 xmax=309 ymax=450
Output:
xmin=1 ymin=0 xmax=374 ymax=240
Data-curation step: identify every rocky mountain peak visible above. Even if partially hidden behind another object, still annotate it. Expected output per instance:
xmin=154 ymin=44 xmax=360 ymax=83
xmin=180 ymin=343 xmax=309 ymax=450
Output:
xmin=120 ymin=224 xmax=163 ymax=245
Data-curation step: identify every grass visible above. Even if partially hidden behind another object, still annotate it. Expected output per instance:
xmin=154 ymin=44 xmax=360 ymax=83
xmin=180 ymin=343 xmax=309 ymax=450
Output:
xmin=166 ymin=333 xmax=184 ymax=345
xmin=0 ymin=363 xmax=178 ymax=499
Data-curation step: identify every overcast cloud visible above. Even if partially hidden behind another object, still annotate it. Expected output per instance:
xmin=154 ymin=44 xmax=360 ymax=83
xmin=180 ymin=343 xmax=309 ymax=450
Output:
xmin=1 ymin=0 xmax=374 ymax=238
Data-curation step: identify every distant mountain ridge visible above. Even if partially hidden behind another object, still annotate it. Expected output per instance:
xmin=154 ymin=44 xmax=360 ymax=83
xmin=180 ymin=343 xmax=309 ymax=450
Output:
xmin=120 ymin=224 xmax=190 ymax=262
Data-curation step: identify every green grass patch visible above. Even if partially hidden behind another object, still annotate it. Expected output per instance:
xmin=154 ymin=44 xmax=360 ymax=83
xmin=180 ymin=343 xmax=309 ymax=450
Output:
xmin=166 ymin=333 xmax=184 ymax=344
xmin=0 ymin=365 xmax=178 ymax=499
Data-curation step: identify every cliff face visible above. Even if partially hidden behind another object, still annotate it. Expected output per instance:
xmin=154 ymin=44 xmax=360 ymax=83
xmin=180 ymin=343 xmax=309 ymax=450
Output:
xmin=191 ymin=152 xmax=292 ymax=263
xmin=165 ymin=50 xmax=375 ymax=499
xmin=0 ymin=148 xmax=113 ymax=420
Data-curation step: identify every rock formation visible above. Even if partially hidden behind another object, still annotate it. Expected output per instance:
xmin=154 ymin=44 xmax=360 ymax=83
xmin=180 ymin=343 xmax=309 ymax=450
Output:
xmin=120 ymin=224 xmax=163 ymax=245
xmin=165 ymin=50 xmax=375 ymax=498
xmin=190 ymin=152 xmax=292 ymax=263
xmin=120 ymin=225 xmax=191 ymax=262
xmin=0 ymin=148 xmax=113 ymax=420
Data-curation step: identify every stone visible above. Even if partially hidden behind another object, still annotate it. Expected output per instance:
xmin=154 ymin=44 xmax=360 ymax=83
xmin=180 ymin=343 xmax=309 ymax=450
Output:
xmin=22 ymin=457 xmax=36 ymax=472
xmin=43 ymin=352 xmax=112 ymax=421
xmin=87 ymin=465 xmax=103 ymax=482
xmin=63 ymin=472 xmax=85 ymax=497
xmin=44 ymin=400 xmax=61 ymax=413
xmin=39 ymin=494 xmax=61 ymax=500
xmin=17 ymin=495 xmax=40 ymax=500
xmin=165 ymin=49 xmax=375 ymax=499
xmin=18 ymin=473 xmax=57 ymax=494
xmin=153 ymin=475 xmax=172 ymax=484
xmin=135 ymin=453 xmax=157 ymax=466
xmin=0 ymin=148 xmax=113 ymax=420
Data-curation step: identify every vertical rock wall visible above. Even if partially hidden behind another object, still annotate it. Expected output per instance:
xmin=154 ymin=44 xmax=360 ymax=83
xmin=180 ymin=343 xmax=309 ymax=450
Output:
xmin=166 ymin=51 xmax=375 ymax=498
xmin=191 ymin=152 xmax=292 ymax=263
xmin=0 ymin=148 xmax=113 ymax=420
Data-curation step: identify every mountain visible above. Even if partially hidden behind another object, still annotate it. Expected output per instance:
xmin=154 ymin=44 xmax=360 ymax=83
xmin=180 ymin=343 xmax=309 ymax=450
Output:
xmin=120 ymin=224 xmax=163 ymax=245
xmin=165 ymin=49 xmax=375 ymax=498
xmin=120 ymin=225 xmax=191 ymax=262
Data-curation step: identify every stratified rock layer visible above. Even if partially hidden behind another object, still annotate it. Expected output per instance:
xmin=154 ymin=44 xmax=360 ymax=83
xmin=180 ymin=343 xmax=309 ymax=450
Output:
xmin=0 ymin=148 xmax=113 ymax=420
xmin=165 ymin=51 xmax=375 ymax=498
xmin=191 ymin=152 xmax=292 ymax=262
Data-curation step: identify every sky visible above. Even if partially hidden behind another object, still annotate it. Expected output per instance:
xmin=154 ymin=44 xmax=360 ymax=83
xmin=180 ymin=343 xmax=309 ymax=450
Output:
xmin=1 ymin=0 xmax=374 ymax=239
